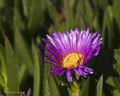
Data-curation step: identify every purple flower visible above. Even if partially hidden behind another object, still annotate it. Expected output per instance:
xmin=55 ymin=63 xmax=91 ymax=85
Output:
xmin=41 ymin=28 xmax=102 ymax=82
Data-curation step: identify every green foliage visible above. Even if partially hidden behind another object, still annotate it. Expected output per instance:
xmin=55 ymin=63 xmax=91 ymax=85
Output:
xmin=32 ymin=41 xmax=40 ymax=96
xmin=96 ymin=75 xmax=103 ymax=96
xmin=0 ymin=0 xmax=120 ymax=96
xmin=5 ymin=36 xmax=19 ymax=96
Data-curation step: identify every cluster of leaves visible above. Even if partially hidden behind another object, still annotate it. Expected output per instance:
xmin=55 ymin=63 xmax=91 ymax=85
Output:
xmin=0 ymin=0 xmax=120 ymax=96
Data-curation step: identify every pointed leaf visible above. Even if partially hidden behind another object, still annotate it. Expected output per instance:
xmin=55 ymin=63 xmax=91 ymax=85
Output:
xmin=114 ymin=49 xmax=120 ymax=64
xmin=13 ymin=8 xmax=25 ymax=30
xmin=42 ymin=49 xmax=50 ymax=96
xmin=113 ymin=89 xmax=120 ymax=96
xmin=75 ymin=0 xmax=86 ymax=30
xmin=32 ymin=41 xmax=40 ymax=96
xmin=21 ymin=0 xmax=30 ymax=18
xmin=0 ymin=44 xmax=7 ymax=83
xmin=96 ymin=75 xmax=103 ymax=96
xmin=0 ymin=75 xmax=5 ymax=90
xmin=106 ymin=76 xmax=120 ymax=91
xmin=48 ymin=76 xmax=61 ymax=96
xmin=28 ymin=0 xmax=43 ymax=31
xmin=113 ymin=0 xmax=120 ymax=32
xmin=44 ymin=79 xmax=50 ymax=96
xmin=102 ymin=6 xmax=114 ymax=50
xmin=80 ymin=77 xmax=90 ymax=96
xmin=98 ymin=0 xmax=108 ymax=10
xmin=84 ymin=0 xmax=93 ymax=29
xmin=5 ymin=36 xmax=19 ymax=96
xmin=93 ymin=16 xmax=101 ymax=33
xmin=64 ymin=0 xmax=74 ymax=30
xmin=18 ymin=63 xmax=27 ymax=85
xmin=47 ymin=1 xmax=59 ymax=23
xmin=14 ymin=28 xmax=33 ymax=75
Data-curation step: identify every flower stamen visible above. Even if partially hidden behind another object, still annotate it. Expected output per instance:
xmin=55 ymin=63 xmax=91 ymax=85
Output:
xmin=63 ymin=53 xmax=84 ymax=68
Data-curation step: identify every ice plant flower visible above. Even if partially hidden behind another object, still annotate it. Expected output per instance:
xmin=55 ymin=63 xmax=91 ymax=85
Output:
xmin=41 ymin=28 xmax=102 ymax=82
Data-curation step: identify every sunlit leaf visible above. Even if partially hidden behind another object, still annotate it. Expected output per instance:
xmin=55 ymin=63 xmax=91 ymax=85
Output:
xmin=0 ymin=75 xmax=5 ymax=90
xmin=0 ymin=44 xmax=7 ymax=83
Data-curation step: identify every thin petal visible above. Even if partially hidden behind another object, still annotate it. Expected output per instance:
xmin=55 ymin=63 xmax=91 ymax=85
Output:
xmin=66 ymin=69 xmax=72 ymax=82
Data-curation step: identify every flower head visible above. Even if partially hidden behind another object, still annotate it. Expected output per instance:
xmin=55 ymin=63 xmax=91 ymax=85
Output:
xmin=41 ymin=28 xmax=102 ymax=82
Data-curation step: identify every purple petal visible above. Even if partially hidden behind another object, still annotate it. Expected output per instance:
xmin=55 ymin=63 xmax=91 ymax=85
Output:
xmin=83 ymin=66 xmax=93 ymax=74
xmin=72 ymin=66 xmax=82 ymax=76
xmin=66 ymin=69 xmax=73 ymax=82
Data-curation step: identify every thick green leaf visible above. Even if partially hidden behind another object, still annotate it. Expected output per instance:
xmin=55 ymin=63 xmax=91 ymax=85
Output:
xmin=0 ymin=8 xmax=2 ymax=31
xmin=113 ymin=0 xmax=120 ymax=32
xmin=44 ymin=79 xmax=50 ymax=96
xmin=69 ymin=0 xmax=76 ymax=8
xmin=28 ymin=0 xmax=42 ymax=31
xmin=75 ymin=0 xmax=85 ymax=18
xmin=102 ymin=6 xmax=114 ymax=50
xmin=114 ymin=49 xmax=120 ymax=75
xmin=18 ymin=63 xmax=27 ymax=85
xmin=67 ymin=87 xmax=72 ymax=96
xmin=75 ymin=0 xmax=93 ymax=30
xmin=47 ymin=1 xmax=59 ymax=23
xmin=0 ymin=44 xmax=7 ymax=83
xmin=48 ymin=76 xmax=61 ymax=96
xmin=5 ymin=36 xmax=19 ymax=96
xmin=98 ymin=0 xmax=108 ymax=10
xmin=3 ymin=0 xmax=13 ymax=25
xmin=106 ymin=76 xmax=120 ymax=91
xmin=32 ymin=41 xmax=40 ymax=96
xmin=14 ymin=28 xmax=33 ymax=75
xmin=21 ymin=0 xmax=30 ymax=18
xmin=114 ymin=61 xmax=120 ymax=76
xmin=42 ymin=48 xmax=50 ymax=96
xmin=84 ymin=0 xmax=93 ymax=29
xmin=13 ymin=8 xmax=25 ymax=30
xmin=64 ymin=0 xmax=75 ymax=30
xmin=96 ymin=75 xmax=103 ymax=96
xmin=80 ymin=77 xmax=90 ymax=96
xmin=0 ymin=75 xmax=5 ymax=90
xmin=41 ymin=0 xmax=46 ymax=11
xmin=113 ymin=89 xmax=120 ymax=96
xmin=0 ymin=0 xmax=4 ymax=8
xmin=93 ymin=16 xmax=101 ymax=33
xmin=70 ymin=81 xmax=79 ymax=94
xmin=48 ymin=22 xmax=66 ymax=34
xmin=75 ymin=0 xmax=86 ymax=30
xmin=114 ymin=49 xmax=120 ymax=64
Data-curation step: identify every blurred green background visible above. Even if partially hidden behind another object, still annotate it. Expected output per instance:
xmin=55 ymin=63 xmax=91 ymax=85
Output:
xmin=0 ymin=0 xmax=120 ymax=96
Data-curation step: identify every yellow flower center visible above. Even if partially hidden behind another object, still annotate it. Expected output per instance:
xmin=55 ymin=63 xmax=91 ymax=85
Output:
xmin=63 ymin=53 xmax=84 ymax=68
